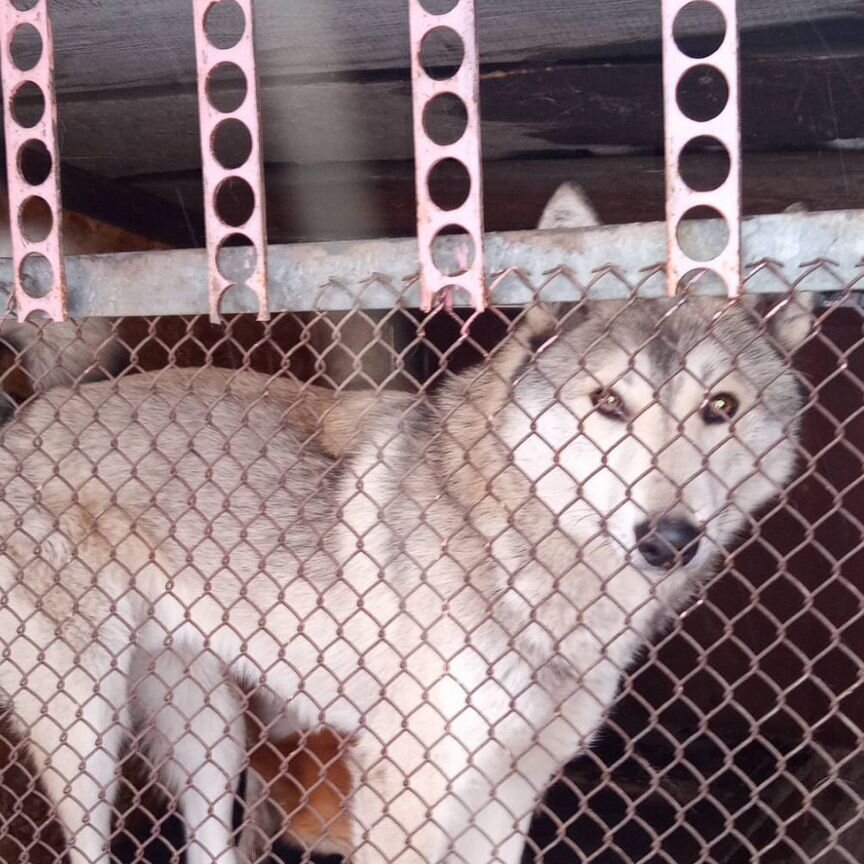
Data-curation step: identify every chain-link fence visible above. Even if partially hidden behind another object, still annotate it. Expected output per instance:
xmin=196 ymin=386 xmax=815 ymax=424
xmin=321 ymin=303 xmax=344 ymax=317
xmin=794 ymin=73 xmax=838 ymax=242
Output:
xmin=0 ymin=262 xmax=860 ymax=864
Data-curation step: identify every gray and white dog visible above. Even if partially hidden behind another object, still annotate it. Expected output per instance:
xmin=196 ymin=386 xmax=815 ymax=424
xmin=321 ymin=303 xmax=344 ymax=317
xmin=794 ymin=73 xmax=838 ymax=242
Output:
xmin=0 ymin=186 xmax=812 ymax=864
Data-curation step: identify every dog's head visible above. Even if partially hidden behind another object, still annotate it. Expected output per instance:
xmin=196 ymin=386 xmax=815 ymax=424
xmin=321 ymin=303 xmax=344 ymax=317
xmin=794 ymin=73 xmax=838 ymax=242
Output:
xmin=501 ymin=295 xmax=812 ymax=582
xmin=487 ymin=183 xmax=814 ymax=583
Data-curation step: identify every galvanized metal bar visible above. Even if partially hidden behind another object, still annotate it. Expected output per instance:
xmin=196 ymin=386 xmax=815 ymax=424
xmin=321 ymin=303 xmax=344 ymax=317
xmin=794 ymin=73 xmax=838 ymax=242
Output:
xmin=192 ymin=0 xmax=269 ymax=323
xmin=661 ymin=0 xmax=741 ymax=297
xmin=0 ymin=209 xmax=859 ymax=318
xmin=0 ymin=0 xmax=67 ymax=321
xmin=408 ymin=0 xmax=486 ymax=312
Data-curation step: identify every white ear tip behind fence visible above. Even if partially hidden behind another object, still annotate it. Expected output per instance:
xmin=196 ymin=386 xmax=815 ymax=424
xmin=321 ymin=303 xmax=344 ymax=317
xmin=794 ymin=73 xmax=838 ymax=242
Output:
xmin=537 ymin=182 xmax=602 ymax=230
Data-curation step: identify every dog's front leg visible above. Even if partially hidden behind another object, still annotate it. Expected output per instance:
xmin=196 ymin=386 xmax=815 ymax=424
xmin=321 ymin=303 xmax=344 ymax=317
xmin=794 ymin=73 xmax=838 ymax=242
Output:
xmin=444 ymin=771 xmax=537 ymax=864
xmin=346 ymin=726 xmax=467 ymax=864
xmin=350 ymin=738 xmax=554 ymax=864
xmin=441 ymin=740 xmax=561 ymax=864
xmin=443 ymin=683 xmax=609 ymax=864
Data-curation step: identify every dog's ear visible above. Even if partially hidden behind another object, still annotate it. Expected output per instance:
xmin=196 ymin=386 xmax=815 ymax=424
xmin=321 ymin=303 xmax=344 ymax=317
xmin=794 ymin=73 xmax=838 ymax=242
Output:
xmin=504 ymin=303 xmax=561 ymax=384
xmin=748 ymin=292 xmax=817 ymax=353
xmin=509 ymin=301 xmax=593 ymax=377
xmin=537 ymin=182 xmax=601 ymax=230
xmin=510 ymin=182 xmax=596 ymax=377
xmin=747 ymin=205 xmax=814 ymax=352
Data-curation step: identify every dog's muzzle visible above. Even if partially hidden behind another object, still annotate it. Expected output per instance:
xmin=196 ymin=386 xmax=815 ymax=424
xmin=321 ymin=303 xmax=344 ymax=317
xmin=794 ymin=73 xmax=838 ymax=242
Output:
xmin=634 ymin=516 xmax=700 ymax=570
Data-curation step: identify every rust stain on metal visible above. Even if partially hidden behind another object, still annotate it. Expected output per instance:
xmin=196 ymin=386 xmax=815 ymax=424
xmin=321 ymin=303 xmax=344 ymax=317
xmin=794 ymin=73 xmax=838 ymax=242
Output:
xmin=409 ymin=0 xmax=486 ymax=312
xmin=193 ymin=0 xmax=269 ymax=323
xmin=0 ymin=0 xmax=68 ymax=321
xmin=661 ymin=0 xmax=741 ymax=297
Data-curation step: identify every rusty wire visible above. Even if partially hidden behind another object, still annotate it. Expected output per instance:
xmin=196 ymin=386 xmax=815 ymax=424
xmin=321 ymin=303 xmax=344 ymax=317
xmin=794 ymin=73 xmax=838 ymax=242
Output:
xmin=0 ymin=266 xmax=860 ymax=864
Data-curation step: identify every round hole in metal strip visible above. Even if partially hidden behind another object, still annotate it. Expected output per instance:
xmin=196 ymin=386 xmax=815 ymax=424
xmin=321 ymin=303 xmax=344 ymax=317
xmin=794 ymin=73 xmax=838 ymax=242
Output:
xmin=212 ymin=118 xmax=253 ymax=170
xmin=431 ymin=224 xmax=475 ymax=276
xmin=676 ymin=63 xmax=729 ymax=122
xmin=10 ymin=23 xmax=42 ymax=71
xmin=17 ymin=138 xmax=51 ymax=185
xmin=677 ymin=267 xmax=726 ymax=296
xmin=215 ymin=176 xmax=256 ymax=228
xmin=423 ymin=92 xmax=468 ymax=146
xmin=419 ymin=27 xmax=465 ymax=80
xmin=206 ymin=62 xmax=248 ymax=113
xmin=18 ymin=195 xmax=52 ymax=242
xmin=419 ymin=0 xmax=459 ymax=14
xmin=10 ymin=0 xmax=41 ymax=10
xmin=19 ymin=251 xmax=54 ymax=298
xmin=204 ymin=0 xmax=246 ymax=50
xmin=678 ymin=136 xmax=731 ymax=192
xmin=676 ymin=206 xmax=729 ymax=262
xmin=428 ymin=158 xmax=471 ymax=211
xmin=673 ymin=1 xmax=727 ymax=59
xmin=218 ymin=283 xmax=260 ymax=316
xmin=10 ymin=80 xmax=45 ymax=128
xmin=216 ymin=233 xmax=258 ymax=283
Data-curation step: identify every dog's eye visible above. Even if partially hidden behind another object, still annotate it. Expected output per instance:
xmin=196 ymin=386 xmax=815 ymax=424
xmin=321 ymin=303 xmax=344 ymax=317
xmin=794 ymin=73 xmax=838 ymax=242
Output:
xmin=591 ymin=389 xmax=626 ymax=420
xmin=702 ymin=392 xmax=739 ymax=424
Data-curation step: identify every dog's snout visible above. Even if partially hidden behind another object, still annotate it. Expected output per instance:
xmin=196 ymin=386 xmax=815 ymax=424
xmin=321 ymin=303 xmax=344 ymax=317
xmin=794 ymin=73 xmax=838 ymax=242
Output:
xmin=634 ymin=516 xmax=700 ymax=569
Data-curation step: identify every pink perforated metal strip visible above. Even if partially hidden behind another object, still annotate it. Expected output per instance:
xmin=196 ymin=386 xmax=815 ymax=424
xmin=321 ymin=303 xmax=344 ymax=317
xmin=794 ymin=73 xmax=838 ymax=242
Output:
xmin=192 ymin=0 xmax=269 ymax=323
xmin=661 ymin=0 xmax=741 ymax=297
xmin=409 ymin=0 xmax=486 ymax=312
xmin=0 ymin=0 xmax=67 ymax=321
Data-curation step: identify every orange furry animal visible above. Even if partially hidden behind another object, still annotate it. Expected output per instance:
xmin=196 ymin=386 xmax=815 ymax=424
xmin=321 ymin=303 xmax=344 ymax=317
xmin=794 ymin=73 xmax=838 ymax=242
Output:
xmin=245 ymin=729 xmax=354 ymax=857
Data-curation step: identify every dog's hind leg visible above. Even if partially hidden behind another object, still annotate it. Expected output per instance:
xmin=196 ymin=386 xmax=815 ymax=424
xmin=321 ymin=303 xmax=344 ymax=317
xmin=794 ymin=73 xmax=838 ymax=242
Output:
xmin=132 ymin=643 xmax=245 ymax=864
xmin=1 ymin=631 xmax=131 ymax=864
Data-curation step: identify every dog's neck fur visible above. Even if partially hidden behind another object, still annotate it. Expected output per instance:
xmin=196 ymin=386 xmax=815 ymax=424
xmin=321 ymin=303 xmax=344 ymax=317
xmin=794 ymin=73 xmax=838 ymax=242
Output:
xmin=333 ymin=330 xmax=688 ymax=692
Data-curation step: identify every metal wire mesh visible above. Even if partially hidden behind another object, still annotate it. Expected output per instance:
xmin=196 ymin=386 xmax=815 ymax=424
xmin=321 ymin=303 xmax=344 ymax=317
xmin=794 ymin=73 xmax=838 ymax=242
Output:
xmin=0 ymin=266 xmax=860 ymax=864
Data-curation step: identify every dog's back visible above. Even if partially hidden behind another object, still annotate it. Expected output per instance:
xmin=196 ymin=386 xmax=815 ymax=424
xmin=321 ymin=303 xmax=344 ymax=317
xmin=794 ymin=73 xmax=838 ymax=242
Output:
xmin=0 ymin=368 xmax=338 ymax=628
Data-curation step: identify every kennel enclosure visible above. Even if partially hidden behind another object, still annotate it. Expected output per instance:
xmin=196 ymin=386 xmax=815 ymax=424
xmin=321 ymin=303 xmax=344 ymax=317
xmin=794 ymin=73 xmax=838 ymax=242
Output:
xmin=1 ymin=1 xmax=864 ymax=862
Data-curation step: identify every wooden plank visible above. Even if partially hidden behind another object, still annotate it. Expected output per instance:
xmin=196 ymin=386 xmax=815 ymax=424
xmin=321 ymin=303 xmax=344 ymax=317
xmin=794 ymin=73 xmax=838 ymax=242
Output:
xmin=46 ymin=55 xmax=864 ymax=179
xmin=130 ymin=151 xmax=864 ymax=245
xmin=30 ymin=1 xmax=859 ymax=94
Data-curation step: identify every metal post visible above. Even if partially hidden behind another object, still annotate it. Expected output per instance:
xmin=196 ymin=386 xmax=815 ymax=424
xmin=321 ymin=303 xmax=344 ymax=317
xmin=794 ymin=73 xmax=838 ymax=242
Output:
xmin=661 ymin=0 xmax=741 ymax=297
xmin=408 ymin=0 xmax=486 ymax=312
xmin=192 ymin=0 xmax=269 ymax=323
xmin=0 ymin=0 xmax=67 ymax=321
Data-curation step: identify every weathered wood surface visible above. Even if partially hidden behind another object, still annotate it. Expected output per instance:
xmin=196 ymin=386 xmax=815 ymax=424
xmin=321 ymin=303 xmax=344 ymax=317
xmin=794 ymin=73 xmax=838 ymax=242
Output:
xmin=43 ymin=55 xmax=864 ymax=178
xmin=30 ymin=0 xmax=859 ymax=93
xmin=2 ymin=1 xmax=859 ymax=243
xmin=132 ymin=151 xmax=864 ymax=244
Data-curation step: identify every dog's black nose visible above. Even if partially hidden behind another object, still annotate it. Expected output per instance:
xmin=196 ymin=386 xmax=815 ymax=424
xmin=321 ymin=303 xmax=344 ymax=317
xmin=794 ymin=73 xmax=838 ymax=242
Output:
xmin=634 ymin=517 xmax=700 ymax=569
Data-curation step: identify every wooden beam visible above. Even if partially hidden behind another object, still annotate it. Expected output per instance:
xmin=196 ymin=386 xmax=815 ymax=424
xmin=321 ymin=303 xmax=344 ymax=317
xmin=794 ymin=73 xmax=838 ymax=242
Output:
xmin=130 ymin=151 xmax=864 ymax=245
xmin=46 ymin=55 xmax=864 ymax=179
xmin=31 ymin=1 xmax=858 ymax=92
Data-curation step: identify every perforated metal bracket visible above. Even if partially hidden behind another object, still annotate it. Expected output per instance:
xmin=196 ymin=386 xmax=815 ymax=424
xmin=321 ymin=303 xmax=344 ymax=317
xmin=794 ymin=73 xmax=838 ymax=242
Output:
xmin=1 ymin=0 xmax=67 ymax=321
xmin=662 ymin=0 xmax=741 ymax=297
xmin=193 ymin=0 xmax=269 ymax=323
xmin=409 ymin=0 xmax=486 ymax=313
